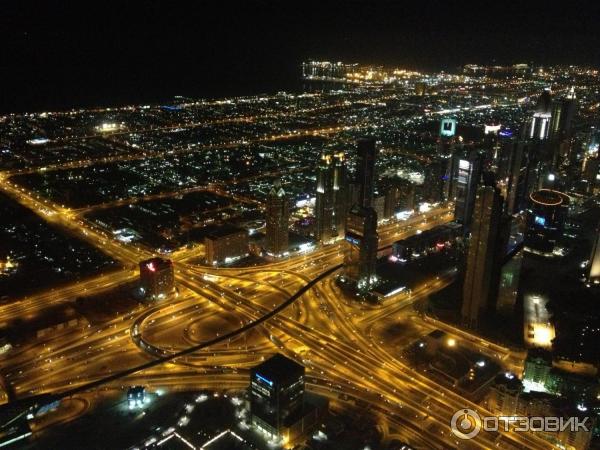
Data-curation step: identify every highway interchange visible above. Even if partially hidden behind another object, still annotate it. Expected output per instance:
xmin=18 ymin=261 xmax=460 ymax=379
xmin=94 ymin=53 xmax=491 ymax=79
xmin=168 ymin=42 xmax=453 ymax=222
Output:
xmin=0 ymin=101 xmax=554 ymax=449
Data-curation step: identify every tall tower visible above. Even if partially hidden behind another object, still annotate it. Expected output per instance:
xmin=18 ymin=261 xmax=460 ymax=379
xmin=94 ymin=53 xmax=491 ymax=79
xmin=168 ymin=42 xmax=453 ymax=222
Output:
xmin=462 ymin=186 xmax=504 ymax=328
xmin=454 ymin=150 xmax=483 ymax=230
xmin=423 ymin=158 xmax=445 ymax=203
xmin=438 ymin=118 xmax=459 ymax=201
xmin=524 ymin=189 xmax=569 ymax=255
xmin=315 ymin=151 xmax=348 ymax=242
xmin=529 ymin=89 xmax=552 ymax=140
xmin=343 ymin=205 xmax=379 ymax=293
xmin=504 ymin=139 xmax=528 ymax=215
xmin=549 ymin=88 xmax=577 ymax=170
xmin=354 ymin=137 xmax=376 ymax=208
xmin=549 ymin=87 xmax=577 ymax=140
xmin=265 ymin=180 xmax=289 ymax=256
xmin=343 ymin=137 xmax=379 ymax=294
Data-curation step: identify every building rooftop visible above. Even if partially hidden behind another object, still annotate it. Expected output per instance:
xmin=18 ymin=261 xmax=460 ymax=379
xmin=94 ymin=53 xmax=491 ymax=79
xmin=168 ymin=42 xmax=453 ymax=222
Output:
xmin=493 ymin=372 xmax=523 ymax=392
xmin=205 ymin=226 xmax=247 ymax=240
xmin=530 ymin=189 xmax=568 ymax=207
xmin=253 ymin=354 xmax=304 ymax=382
xmin=140 ymin=257 xmax=172 ymax=271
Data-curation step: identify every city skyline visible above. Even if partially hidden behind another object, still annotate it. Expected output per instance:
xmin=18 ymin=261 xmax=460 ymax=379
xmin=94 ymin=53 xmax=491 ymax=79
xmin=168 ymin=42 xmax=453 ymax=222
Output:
xmin=3 ymin=1 xmax=600 ymax=113
xmin=1 ymin=5 xmax=600 ymax=449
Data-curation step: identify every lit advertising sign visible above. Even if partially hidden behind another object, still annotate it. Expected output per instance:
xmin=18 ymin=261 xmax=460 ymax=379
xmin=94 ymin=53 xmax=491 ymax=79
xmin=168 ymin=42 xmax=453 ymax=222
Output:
xmin=255 ymin=373 xmax=273 ymax=386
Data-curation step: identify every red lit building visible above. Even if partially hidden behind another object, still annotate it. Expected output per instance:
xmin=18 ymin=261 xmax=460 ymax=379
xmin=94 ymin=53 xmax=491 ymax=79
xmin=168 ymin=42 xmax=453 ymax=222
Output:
xmin=139 ymin=257 xmax=175 ymax=300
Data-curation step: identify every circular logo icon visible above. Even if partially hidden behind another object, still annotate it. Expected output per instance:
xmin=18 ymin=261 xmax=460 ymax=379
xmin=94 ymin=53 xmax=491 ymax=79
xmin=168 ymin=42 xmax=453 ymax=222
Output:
xmin=450 ymin=408 xmax=481 ymax=440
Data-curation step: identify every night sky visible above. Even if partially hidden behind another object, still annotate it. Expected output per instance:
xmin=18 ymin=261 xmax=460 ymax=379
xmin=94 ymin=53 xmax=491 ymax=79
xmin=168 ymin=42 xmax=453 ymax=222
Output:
xmin=2 ymin=0 xmax=599 ymax=113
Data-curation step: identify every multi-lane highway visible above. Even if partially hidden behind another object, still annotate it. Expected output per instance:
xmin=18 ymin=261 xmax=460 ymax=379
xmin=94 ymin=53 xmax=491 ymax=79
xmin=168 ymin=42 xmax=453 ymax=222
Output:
xmin=0 ymin=99 xmax=555 ymax=449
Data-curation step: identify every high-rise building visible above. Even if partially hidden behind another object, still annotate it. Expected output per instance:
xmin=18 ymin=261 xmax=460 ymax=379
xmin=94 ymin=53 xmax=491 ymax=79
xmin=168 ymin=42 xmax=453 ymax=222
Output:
xmin=583 ymin=156 xmax=600 ymax=195
xmin=342 ymin=205 xmax=379 ymax=293
xmin=354 ymin=137 xmax=376 ymax=208
xmin=442 ymin=154 xmax=459 ymax=201
xmin=461 ymin=186 xmax=504 ymax=328
xmin=315 ymin=152 xmax=348 ymax=242
xmin=587 ymin=225 xmax=600 ymax=284
xmin=524 ymin=189 xmax=569 ymax=256
xmin=504 ymin=139 xmax=528 ymax=215
xmin=423 ymin=159 xmax=445 ymax=203
xmin=383 ymin=179 xmax=415 ymax=217
xmin=265 ymin=180 xmax=289 ymax=256
xmin=487 ymin=373 xmax=523 ymax=416
xmin=437 ymin=118 xmax=458 ymax=162
xmin=342 ymin=137 xmax=379 ymax=294
xmin=549 ymin=87 xmax=577 ymax=141
xmin=250 ymin=354 xmax=305 ymax=440
xmin=496 ymin=130 xmax=517 ymax=182
xmin=454 ymin=150 xmax=483 ymax=229
xmin=139 ymin=257 xmax=175 ymax=299
xmin=495 ymin=245 xmax=524 ymax=318
xmin=529 ymin=89 xmax=553 ymax=140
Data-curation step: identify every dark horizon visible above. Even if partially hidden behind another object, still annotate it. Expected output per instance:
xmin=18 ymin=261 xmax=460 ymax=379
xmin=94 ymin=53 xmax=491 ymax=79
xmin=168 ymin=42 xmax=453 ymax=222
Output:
xmin=2 ymin=0 xmax=599 ymax=114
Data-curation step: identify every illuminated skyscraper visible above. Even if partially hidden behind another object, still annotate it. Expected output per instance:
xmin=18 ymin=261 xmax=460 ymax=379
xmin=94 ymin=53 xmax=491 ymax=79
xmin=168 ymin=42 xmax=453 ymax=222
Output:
xmin=315 ymin=151 xmax=348 ymax=242
xmin=265 ymin=180 xmax=289 ymax=256
xmin=443 ymin=154 xmax=459 ymax=201
xmin=342 ymin=137 xmax=379 ymax=293
xmin=549 ymin=87 xmax=577 ymax=140
xmin=454 ymin=150 xmax=483 ymax=229
xmin=524 ymin=189 xmax=569 ymax=256
xmin=496 ymin=130 xmax=517 ymax=182
xmin=437 ymin=118 xmax=458 ymax=161
xmin=343 ymin=205 xmax=379 ymax=293
xmin=462 ymin=186 xmax=504 ymax=328
xmin=354 ymin=137 xmax=376 ymax=208
xmin=529 ymin=89 xmax=553 ymax=140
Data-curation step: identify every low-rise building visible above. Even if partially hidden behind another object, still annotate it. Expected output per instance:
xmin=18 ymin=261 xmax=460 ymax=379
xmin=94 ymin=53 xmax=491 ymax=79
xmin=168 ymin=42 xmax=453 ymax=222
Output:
xmin=204 ymin=227 xmax=249 ymax=266
xmin=139 ymin=257 xmax=175 ymax=300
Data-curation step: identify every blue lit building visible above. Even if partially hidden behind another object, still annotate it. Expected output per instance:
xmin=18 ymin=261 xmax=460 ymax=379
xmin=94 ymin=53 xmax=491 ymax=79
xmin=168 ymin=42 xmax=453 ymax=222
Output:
xmin=250 ymin=354 xmax=305 ymax=440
